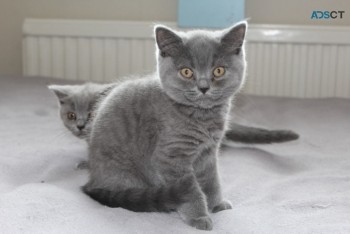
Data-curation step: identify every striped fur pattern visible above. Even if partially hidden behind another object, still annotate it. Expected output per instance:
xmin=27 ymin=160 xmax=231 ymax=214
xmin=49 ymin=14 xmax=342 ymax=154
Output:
xmin=82 ymin=174 xmax=195 ymax=212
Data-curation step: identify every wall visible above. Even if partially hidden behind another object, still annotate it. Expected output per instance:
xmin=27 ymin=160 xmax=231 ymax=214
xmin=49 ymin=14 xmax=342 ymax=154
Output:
xmin=246 ymin=0 xmax=350 ymax=26
xmin=0 ymin=0 xmax=177 ymax=76
xmin=0 ymin=0 xmax=349 ymax=75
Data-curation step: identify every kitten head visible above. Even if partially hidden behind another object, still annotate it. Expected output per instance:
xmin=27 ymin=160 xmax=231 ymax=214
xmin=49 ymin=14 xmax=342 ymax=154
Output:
xmin=155 ymin=22 xmax=247 ymax=109
xmin=48 ymin=83 xmax=105 ymax=139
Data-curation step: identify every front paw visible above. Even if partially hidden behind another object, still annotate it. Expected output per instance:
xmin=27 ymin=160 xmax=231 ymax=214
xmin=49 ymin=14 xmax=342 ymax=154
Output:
xmin=212 ymin=200 xmax=232 ymax=213
xmin=188 ymin=216 xmax=213 ymax=231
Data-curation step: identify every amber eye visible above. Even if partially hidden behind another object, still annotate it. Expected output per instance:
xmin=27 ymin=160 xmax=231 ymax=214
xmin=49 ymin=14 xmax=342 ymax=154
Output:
xmin=213 ymin=67 xmax=225 ymax=78
xmin=180 ymin=68 xmax=193 ymax=79
xmin=67 ymin=112 xmax=76 ymax=120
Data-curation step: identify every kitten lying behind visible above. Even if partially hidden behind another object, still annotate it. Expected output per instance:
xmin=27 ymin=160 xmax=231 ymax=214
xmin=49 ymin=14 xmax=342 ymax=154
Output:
xmin=49 ymin=83 xmax=298 ymax=145
xmin=49 ymin=83 xmax=114 ymax=140
xmin=49 ymin=83 xmax=115 ymax=169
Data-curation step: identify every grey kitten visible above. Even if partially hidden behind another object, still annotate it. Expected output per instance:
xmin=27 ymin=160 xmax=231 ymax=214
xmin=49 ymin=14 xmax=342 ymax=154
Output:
xmin=49 ymin=83 xmax=114 ymax=140
xmin=82 ymin=22 xmax=248 ymax=230
xmin=50 ymin=83 xmax=298 ymax=144
xmin=49 ymin=83 xmax=115 ymax=169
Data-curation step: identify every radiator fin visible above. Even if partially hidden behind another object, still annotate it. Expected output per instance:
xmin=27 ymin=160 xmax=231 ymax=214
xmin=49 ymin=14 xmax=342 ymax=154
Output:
xmin=23 ymin=20 xmax=350 ymax=98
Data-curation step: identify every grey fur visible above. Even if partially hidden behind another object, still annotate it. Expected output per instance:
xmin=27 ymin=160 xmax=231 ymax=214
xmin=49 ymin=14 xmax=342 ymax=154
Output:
xmin=49 ymin=83 xmax=116 ymax=169
xmin=225 ymin=123 xmax=299 ymax=143
xmin=50 ymin=83 xmax=299 ymax=145
xmin=49 ymin=83 xmax=115 ymax=140
xmin=83 ymin=22 xmax=248 ymax=230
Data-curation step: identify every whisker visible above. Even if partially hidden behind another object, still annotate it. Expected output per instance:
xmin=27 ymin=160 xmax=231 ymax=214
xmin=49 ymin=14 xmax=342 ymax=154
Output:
xmin=45 ymin=128 xmax=72 ymax=144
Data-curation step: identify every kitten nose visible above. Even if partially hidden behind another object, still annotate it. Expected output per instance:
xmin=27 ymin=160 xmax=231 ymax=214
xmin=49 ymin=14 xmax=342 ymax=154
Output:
xmin=198 ymin=79 xmax=209 ymax=94
xmin=77 ymin=125 xmax=85 ymax=130
xmin=199 ymin=87 xmax=209 ymax=94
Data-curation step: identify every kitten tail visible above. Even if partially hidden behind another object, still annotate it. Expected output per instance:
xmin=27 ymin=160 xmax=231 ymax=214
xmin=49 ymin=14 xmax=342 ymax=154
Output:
xmin=82 ymin=175 xmax=195 ymax=212
xmin=225 ymin=123 xmax=299 ymax=144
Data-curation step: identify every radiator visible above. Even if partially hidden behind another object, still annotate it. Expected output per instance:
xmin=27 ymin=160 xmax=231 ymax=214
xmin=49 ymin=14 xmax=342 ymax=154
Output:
xmin=23 ymin=19 xmax=350 ymax=98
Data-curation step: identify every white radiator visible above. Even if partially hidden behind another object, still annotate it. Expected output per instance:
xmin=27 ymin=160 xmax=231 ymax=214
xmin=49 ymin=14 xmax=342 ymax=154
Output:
xmin=23 ymin=19 xmax=350 ymax=98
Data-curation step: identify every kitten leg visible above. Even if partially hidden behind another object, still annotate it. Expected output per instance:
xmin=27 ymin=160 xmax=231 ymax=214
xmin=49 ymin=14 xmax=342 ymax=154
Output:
xmin=176 ymin=174 xmax=213 ymax=230
xmin=203 ymin=169 xmax=232 ymax=213
xmin=195 ymin=152 xmax=232 ymax=213
xmin=156 ymin=156 xmax=212 ymax=230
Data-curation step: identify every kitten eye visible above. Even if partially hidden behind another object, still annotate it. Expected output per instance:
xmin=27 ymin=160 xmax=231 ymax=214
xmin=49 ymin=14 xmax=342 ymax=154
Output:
xmin=213 ymin=67 xmax=225 ymax=78
xmin=180 ymin=68 xmax=193 ymax=79
xmin=67 ymin=112 xmax=76 ymax=120
xmin=87 ymin=112 xmax=93 ymax=120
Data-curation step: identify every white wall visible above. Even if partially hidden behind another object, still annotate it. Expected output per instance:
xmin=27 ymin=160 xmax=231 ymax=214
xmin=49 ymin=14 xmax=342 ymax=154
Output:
xmin=246 ymin=0 xmax=350 ymax=26
xmin=0 ymin=0 xmax=349 ymax=75
xmin=0 ymin=0 xmax=177 ymax=76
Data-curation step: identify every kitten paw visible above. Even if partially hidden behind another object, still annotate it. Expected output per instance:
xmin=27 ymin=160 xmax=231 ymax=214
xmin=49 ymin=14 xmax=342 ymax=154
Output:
xmin=188 ymin=216 xmax=213 ymax=231
xmin=212 ymin=200 xmax=232 ymax=213
xmin=76 ymin=160 xmax=89 ymax=170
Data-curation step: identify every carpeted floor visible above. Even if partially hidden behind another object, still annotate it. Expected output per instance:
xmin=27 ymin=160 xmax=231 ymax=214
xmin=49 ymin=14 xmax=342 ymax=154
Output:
xmin=1 ymin=75 xmax=350 ymax=233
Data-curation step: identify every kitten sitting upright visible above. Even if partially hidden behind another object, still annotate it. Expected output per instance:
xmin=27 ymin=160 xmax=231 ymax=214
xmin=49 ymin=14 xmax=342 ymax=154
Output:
xmin=82 ymin=22 xmax=248 ymax=230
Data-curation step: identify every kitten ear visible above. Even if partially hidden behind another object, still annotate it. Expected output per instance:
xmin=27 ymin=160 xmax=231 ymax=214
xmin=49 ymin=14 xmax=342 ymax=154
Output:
xmin=220 ymin=21 xmax=247 ymax=55
xmin=155 ymin=25 xmax=183 ymax=57
xmin=48 ymin=85 xmax=71 ymax=103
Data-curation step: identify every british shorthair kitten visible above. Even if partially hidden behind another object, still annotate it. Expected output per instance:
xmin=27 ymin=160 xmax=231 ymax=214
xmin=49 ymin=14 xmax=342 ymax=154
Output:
xmin=82 ymin=22 xmax=247 ymax=230
xmin=49 ymin=83 xmax=115 ymax=140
